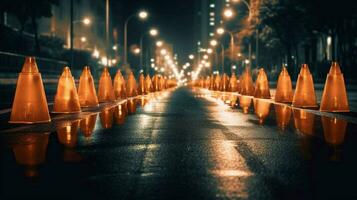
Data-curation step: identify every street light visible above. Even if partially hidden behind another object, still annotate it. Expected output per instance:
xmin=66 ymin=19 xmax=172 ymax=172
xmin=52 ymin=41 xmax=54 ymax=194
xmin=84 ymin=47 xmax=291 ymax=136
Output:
xmin=140 ymin=28 xmax=159 ymax=73
xmin=156 ymin=40 xmax=163 ymax=47
xmin=124 ymin=10 xmax=149 ymax=66
xmin=80 ymin=36 xmax=87 ymax=42
xmin=69 ymin=16 xmax=92 ymax=67
xmin=189 ymin=54 xmax=195 ymax=59
xmin=223 ymin=8 xmax=234 ymax=19
xmin=160 ymin=49 xmax=167 ymax=55
xmin=210 ymin=39 xmax=225 ymax=74
xmin=216 ymin=27 xmax=225 ymax=35
xmin=83 ymin=17 xmax=91 ymax=25
xmin=210 ymin=39 xmax=218 ymax=47
xmin=149 ymin=28 xmax=158 ymax=36
xmin=216 ymin=27 xmax=235 ymax=64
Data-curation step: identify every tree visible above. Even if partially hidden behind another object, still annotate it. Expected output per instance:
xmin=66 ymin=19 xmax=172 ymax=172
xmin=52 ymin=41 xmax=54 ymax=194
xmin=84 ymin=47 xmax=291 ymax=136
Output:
xmin=1 ymin=0 xmax=59 ymax=54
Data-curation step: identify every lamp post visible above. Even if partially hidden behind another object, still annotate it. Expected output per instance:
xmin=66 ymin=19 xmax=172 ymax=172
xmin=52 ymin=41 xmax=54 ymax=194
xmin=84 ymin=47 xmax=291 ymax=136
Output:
xmin=210 ymin=39 xmax=225 ymax=74
xmin=217 ymin=27 xmax=235 ymax=66
xmin=123 ymin=10 xmax=148 ymax=67
xmin=69 ymin=15 xmax=91 ymax=67
xmin=231 ymin=0 xmax=260 ymax=67
xmin=140 ymin=28 xmax=158 ymax=74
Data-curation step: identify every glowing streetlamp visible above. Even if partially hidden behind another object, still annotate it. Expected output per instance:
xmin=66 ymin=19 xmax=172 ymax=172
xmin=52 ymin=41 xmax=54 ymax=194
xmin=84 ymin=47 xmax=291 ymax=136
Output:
xmin=156 ymin=40 xmax=163 ymax=47
xmin=223 ymin=8 xmax=234 ymax=19
xmin=124 ymin=10 xmax=149 ymax=65
xmin=83 ymin=17 xmax=91 ymax=25
xmin=133 ymin=47 xmax=141 ymax=55
xmin=210 ymin=39 xmax=218 ymax=47
xmin=189 ymin=54 xmax=195 ymax=60
xmin=160 ymin=49 xmax=167 ymax=55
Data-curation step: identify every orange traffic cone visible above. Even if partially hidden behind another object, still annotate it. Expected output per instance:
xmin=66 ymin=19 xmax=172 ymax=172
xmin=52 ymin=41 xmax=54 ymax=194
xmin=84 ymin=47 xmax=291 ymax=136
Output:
xmin=114 ymin=70 xmax=127 ymax=99
xmin=320 ymin=62 xmax=349 ymax=112
xmin=214 ymin=74 xmax=221 ymax=91
xmin=78 ymin=66 xmax=99 ymax=107
xmin=152 ymin=75 xmax=159 ymax=91
xmin=53 ymin=67 xmax=81 ymax=113
xmin=100 ymin=107 xmax=114 ymax=129
xmin=221 ymin=73 xmax=229 ymax=91
xmin=80 ymin=113 xmax=97 ymax=137
xmin=292 ymin=64 xmax=317 ymax=108
xmin=126 ymin=71 xmax=138 ymax=97
xmin=12 ymin=133 xmax=49 ymax=177
xmin=9 ymin=57 xmax=51 ymax=124
xmin=293 ymin=109 xmax=315 ymax=136
xmin=274 ymin=104 xmax=291 ymax=130
xmin=229 ymin=73 xmax=238 ymax=92
xmin=275 ymin=66 xmax=293 ymax=103
xmin=138 ymin=73 xmax=146 ymax=95
xmin=159 ymin=76 xmax=166 ymax=90
xmin=98 ymin=67 xmax=115 ymax=102
xmin=254 ymin=99 xmax=271 ymax=124
xmin=321 ymin=116 xmax=347 ymax=146
xmin=56 ymin=120 xmax=80 ymax=148
xmin=254 ymin=68 xmax=271 ymax=99
xmin=239 ymin=96 xmax=252 ymax=114
xmin=239 ymin=68 xmax=255 ymax=96
xmin=145 ymin=75 xmax=153 ymax=93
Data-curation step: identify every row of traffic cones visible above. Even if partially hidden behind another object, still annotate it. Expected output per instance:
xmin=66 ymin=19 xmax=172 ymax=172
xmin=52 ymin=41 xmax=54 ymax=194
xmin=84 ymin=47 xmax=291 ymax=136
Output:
xmin=196 ymin=62 xmax=349 ymax=112
xmin=9 ymin=57 xmax=177 ymax=124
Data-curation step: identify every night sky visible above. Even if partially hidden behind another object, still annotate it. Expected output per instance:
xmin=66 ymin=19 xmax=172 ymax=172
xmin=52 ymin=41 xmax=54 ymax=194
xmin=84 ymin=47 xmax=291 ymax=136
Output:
xmin=116 ymin=0 xmax=196 ymax=62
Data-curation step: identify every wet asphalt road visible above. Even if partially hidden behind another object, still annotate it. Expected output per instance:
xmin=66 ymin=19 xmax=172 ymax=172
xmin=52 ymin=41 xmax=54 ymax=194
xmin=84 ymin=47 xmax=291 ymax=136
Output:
xmin=1 ymin=87 xmax=357 ymax=199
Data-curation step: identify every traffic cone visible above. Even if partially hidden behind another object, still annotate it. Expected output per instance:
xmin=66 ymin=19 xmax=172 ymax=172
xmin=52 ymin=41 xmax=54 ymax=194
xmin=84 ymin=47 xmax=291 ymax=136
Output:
xmin=98 ymin=67 xmax=115 ymax=102
xmin=221 ymin=73 xmax=229 ymax=91
xmin=9 ymin=57 xmax=51 ymax=124
xmin=160 ymin=76 xmax=166 ymax=90
xmin=320 ymin=62 xmax=349 ymax=112
xmin=152 ymin=75 xmax=159 ymax=91
xmin=229 ymin=73 xmax=238 ymax=92
xmin=80 ymin=113 xmax=97 ymax=137
xmin=292 ymin=64 xmax=317 ymax=108
xmin=239 ymin=67 xmax=254 ymax=96
xmin=138 ymin=73 xmax=146 ymax=95
xmin=145 ymin=75 xmax=153 ymax=93
xmin=239 ymin=96 xmax=252 ymax=114
xmin=99 ymin=107 xmax=114 ymax=129
xmin=209 ymin=75 xmax=214 ymax=90
xmin=12 ymin=133 xmax=49 ymax=177
xmin=56 ymin=120 xmax=80 ymax=148
xmin=254 ymin=68 xmax=271 ymax=99
xmin=53 ymin=67 xmax=81 ymax=113
xmin=114 ymin=104 xmax=126 ymax=125
xmin=293 ymin=109 xmax=315 ymax=136
xmin=214 ymin=74 xmax=221 ymax=91
xmin=78 ymin=66 xmax=99 ymax=107
xmin=274 ymin=104 xmax=291 ymax=130
xmin=321 ymin=116 xmax=347 ymax=146
xmin=275 ymin=66 xmax=293 ymax=103
xmin=254 ymin=99 xmax=271 ymax=124
xmin=114 ymin=70 xmax=127 ymax=99
xmin=204 ymin=76 xmax=210 ymax=88
xmin=126 ymin=71 xmax=138 ymax=97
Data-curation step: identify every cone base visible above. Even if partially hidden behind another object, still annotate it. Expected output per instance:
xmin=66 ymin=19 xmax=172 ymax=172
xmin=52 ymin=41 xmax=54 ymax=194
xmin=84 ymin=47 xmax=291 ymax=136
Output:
xmin=292 ymin=104 xmax=318 ymax=109
xmin=9 ymin=119 xmax=51 ymax=124
xmin=51 ymin=110 xmax=81 ymax=114
xmin=320 ymin=109 xmax=350 ymax=113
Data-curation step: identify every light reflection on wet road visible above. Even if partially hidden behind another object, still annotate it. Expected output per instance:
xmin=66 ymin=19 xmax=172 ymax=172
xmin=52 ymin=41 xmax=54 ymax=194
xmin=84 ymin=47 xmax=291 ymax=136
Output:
xmin=1 ymin=87 xmax=357 ymax=199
